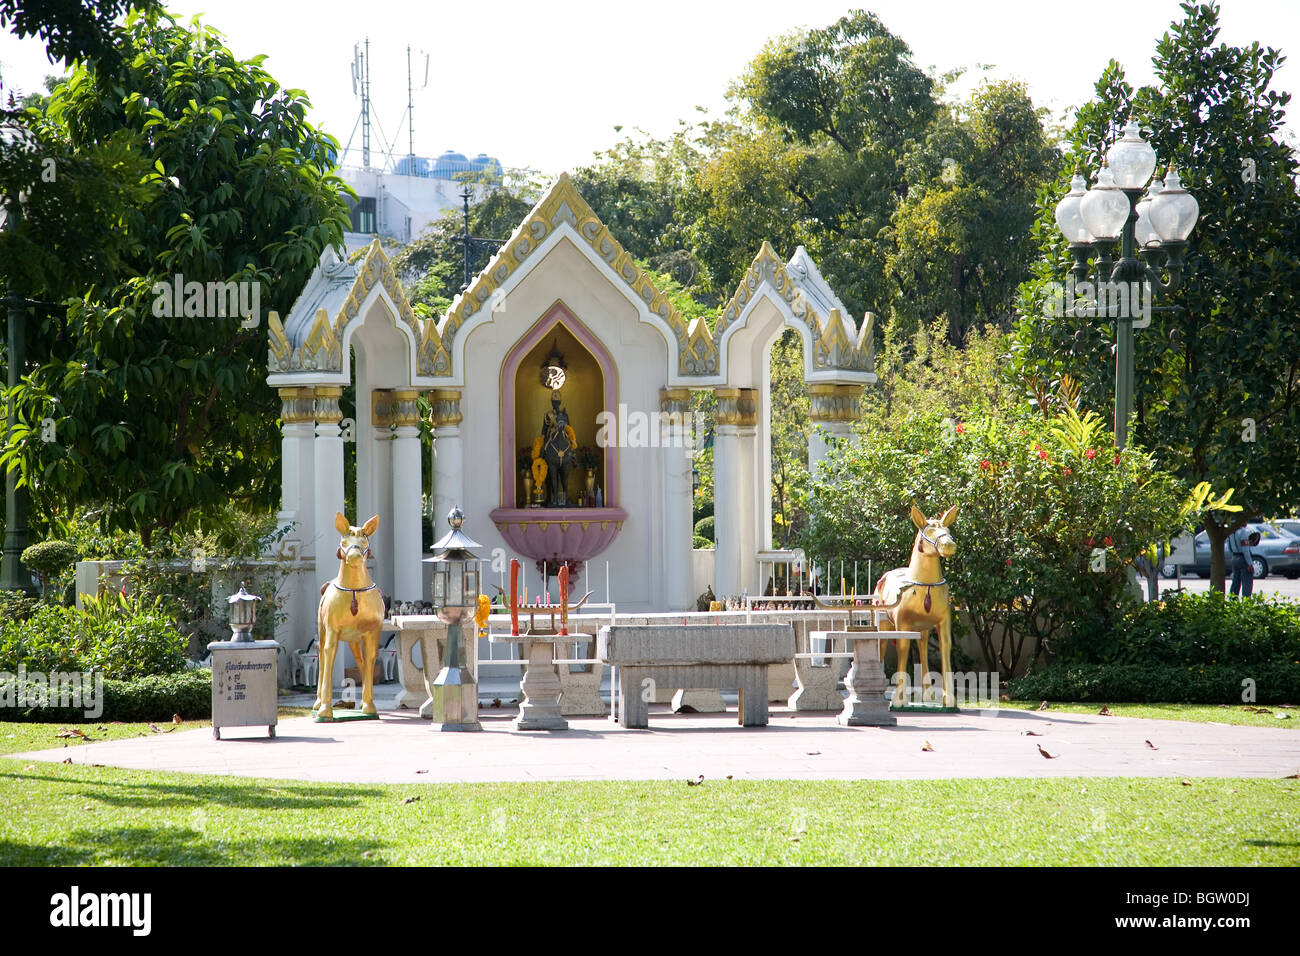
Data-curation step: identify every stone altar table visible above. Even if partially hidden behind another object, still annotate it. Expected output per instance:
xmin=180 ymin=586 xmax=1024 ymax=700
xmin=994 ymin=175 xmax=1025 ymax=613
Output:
xmin=597 ymin=624 xmax=795 ymax=729
xmin=809 ymin=630 xmax=918 ymax=726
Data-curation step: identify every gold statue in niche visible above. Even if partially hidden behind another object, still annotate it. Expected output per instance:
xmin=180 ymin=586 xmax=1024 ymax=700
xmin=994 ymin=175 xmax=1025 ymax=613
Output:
xmin=530 ymin=341 xmax=578 ymax=507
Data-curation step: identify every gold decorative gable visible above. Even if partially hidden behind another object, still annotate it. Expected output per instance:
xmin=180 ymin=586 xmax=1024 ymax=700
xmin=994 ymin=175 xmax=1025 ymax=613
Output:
xmin=440 ymin=174 xmax=690 ymax=354
xmin=267 ymin=240 xmax=447 ymax=376
xmin=704 ymin=242 xmax=874 ymax=376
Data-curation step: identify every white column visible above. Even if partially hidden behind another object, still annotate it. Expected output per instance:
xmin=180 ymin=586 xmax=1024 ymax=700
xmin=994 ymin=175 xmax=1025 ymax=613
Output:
xmin=367 ymin=390 xmax=396 ymax=599
xmin=313 ymin=386 xmax=347 ymax=685
xmin=660 ymin=388 xmax=694 ymax=610
xmin=430 ymin=389 xmax=463 ymax=586
xmin=713 ymin=388 xmax=757 ymax=599
xmin=274 ymin=387 xmax=317 ymax=659
xmin=391 ymin=389 xmax=424 ymax=604
xmin=807 ymin=384 xmax=862 ymax=475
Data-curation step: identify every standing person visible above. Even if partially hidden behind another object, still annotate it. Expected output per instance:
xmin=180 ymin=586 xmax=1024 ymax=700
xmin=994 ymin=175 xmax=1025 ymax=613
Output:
xmin=1228 ymin=525 xmax=1254 ymax=598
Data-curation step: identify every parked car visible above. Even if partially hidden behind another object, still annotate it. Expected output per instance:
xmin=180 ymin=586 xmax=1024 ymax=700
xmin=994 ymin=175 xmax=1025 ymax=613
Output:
xmin=1273 ymin=518 xmax=1300 ymax=540
xmin=1164 ymin=522 xmax=1300 ymax=579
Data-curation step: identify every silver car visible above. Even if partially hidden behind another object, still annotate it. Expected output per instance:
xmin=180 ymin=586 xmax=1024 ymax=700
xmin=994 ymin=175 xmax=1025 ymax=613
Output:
xmin=1168 ymin=522 xmax=1300 ymax=579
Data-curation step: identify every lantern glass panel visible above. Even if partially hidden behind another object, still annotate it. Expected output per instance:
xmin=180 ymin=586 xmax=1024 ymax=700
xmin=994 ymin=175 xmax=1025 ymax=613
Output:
xmin=432 ymin=565 xmax=447 ymax=604
xmin=464 ymin=566 xmax=479 ymax=601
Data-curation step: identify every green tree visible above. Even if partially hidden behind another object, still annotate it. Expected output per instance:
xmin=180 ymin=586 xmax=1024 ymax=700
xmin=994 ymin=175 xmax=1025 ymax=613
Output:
xmin=886 ymin=80 xmax=1061 ymax=346
xmin=0 ymin=0 xmax=161 ymax=65
xmin=2 ymin=11 xmax=351 ymax=545
xmin=1010 ymin=1 xmax=1300 ymax=591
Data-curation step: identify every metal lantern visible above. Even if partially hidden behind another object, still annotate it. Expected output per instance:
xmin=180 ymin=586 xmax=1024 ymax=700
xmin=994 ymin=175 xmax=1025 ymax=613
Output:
xmin=227 ymin=582 xmax=262 ymax=642
xmin=422 ymin=506 xmax=482 ymax=731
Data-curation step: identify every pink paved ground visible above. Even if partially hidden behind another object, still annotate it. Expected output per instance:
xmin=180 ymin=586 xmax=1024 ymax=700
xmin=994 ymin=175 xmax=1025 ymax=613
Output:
xmin=13 ymin=705 xmax=1300 ymax=783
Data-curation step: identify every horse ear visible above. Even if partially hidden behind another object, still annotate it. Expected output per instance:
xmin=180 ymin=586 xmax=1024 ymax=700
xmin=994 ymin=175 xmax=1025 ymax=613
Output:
xmin=361 ymin=514 xmax=379 ymax=536
xmin=334 ymin=512 xmax=350 ymax=535
xmin=940 ymin=504 xmax=960 ymax=527
xmin=910 ymin=504 xmax=927 ymax=529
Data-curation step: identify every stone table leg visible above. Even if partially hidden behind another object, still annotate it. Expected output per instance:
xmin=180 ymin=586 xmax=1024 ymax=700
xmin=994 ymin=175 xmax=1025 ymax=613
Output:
xmin=739 ymin=666 xmax=769 ymax=726
xmin=838 ymin=640 xmax=896 ymax=726
xmin=515 ymin=640 xmax=568 ymax=731
xmin=617 ymin=667 xmax=648 ymax=729
xmin=396 ymin=628 xmax=437 ymax=711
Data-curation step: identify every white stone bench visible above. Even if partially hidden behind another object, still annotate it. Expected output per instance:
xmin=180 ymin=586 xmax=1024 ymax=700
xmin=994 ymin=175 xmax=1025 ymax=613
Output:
xmin=597 ymin=624 xmax=795 ymax=729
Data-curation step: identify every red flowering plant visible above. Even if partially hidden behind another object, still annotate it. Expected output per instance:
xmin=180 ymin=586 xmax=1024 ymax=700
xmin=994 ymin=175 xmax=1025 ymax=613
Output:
xmin=801 ymin=397 xmax=1183 ymax=679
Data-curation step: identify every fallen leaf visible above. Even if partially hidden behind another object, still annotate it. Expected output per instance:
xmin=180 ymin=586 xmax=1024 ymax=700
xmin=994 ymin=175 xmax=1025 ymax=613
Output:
xmin=1098 ymin=705 xmax=1113 ymax=716
xmin=334 ymin=700 xmax=355 ymax=709
xmin=54 ymin=729 xmax=88 ymax=740
xmin=1180 ymin=780 xmax=1192 ymax=786
xmin=110 ymin=721 xmax=124 ymax=726
xmin=1283 ymin=772 xmax=1300 ymax=780
xmin=415 ymin=769 xmax=428 ymax=775
xmin=1276 ymin=713 xmax=1292 ymax=720
xmin=726 ymin=775 xmax=733 ymax=780
xmin=22 ymin=764 xmax=34 ymax=771
xmin=82 ymin=805 xmax=93 ymax=811
xmin=921 ymin=741 xmax=934 ymax=752
xmin=147 ymin=723 xmax=162 ymax=734
xmin=686 ymin=774 xmax=705 ymax=786
xmin=1020 ymin=730 xmax=1043 ymax=736
xmin=805 ymin=751 xmax=821 ymax=756
xmin=1037 ymin=701 xmax=1050 ymax=711
xmin=999 ymin=694 xmax=1010 ymax=702
xmin=1037 ymin=745 xmax=1056 ymax=759
xmin=1079 ymin=786 xmax=1087 ymax=794
xmin=1145 ymin=740 xmax=1159 ymax=750
xmin=61 ymin=758 xmax=72 ymax=764
xmin=401 ymin=796 xmax=420 ymax=804
xmin=172 ymin=714 xmax=183 ymax=725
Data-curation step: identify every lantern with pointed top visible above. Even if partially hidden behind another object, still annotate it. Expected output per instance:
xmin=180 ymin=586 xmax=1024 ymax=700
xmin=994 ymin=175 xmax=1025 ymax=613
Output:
xmin=422 ymin=506 xmax=482 ymax=731
xmin=227 ymin=582 xmax=263 ymax=642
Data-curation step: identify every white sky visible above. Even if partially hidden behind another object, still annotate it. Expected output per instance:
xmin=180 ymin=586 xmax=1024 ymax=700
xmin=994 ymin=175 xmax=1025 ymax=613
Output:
xmin=1 ymin=0 xmax=1297 ymax=176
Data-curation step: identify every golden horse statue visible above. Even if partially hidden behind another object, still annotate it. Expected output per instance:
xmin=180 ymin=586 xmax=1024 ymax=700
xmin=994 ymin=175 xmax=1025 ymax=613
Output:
xmin=874 ymin=504 xmax=960 ymax=708
xmin=314 ymin=513 xmax=385 ymax=721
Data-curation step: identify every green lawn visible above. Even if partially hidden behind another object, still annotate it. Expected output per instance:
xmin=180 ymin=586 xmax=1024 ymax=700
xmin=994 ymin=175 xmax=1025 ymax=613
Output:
xmin=1 ymin=703 xmax=1295 ymax=866
xmin=990 ymin=700 xmax=1298 ymax=728
xmin=0 ymin=761 xmax=1293 ymax=865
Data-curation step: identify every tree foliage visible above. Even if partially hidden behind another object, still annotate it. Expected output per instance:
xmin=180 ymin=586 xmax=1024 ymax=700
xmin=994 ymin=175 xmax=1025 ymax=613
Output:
xmin=2 ymin=11 xmax=350 ymax=544
xmin=1010 ymin=1 xmax=1300 ymax=591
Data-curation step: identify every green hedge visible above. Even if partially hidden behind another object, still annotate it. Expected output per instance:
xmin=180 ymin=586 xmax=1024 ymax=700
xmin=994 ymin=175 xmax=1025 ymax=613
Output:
xmin=1010 ymin=591 xmax=1300 ymax=703
xmin=0 ymin=670 xmax=212 ymax=722
xmin=1007 ymin=663 xmax=1300 ymax=704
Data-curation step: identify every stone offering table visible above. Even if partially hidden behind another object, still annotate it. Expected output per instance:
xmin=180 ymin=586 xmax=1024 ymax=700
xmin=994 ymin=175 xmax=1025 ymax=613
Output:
xmin=391 ymin=616 xmax=476 ymax=718
xmin=597 ymin=624 xmax=795 ymax=729
xmin=489 ymin=633 xmax=570 ymax=730
xmin=809 ymin=630 xmax=919 ymax=726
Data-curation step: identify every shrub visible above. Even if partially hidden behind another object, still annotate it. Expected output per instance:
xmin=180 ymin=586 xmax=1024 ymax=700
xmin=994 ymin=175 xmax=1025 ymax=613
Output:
xmin=21 ymin=540 xmax=79 ymax=601
xmin=0 ymin=670 xmax=213 ymax=722
xmin=1055 ymin=589 xmax=1300 ymax=667
xmin=0 ymin=589 xmax=40 ymax=626
xmin=1007 ymin=663 xmax=1300 ymax=704
xmin=0 ymin=593 xmax=189 ymax=680
xmin=801 ymin=401 xmax=1184 ymax=677
xmin=1010 ymin=591 xmax=1300 ymax=703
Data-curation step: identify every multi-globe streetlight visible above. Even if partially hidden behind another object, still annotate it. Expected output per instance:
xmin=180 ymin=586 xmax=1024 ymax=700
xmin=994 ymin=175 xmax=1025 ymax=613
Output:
xmin=1053 ymin=120 xmax=1199 ymax=450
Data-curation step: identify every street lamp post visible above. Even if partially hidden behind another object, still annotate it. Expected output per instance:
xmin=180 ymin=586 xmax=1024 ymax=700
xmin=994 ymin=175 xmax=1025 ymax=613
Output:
xmin=1053 ymin=121 xmax=1199 ymax=450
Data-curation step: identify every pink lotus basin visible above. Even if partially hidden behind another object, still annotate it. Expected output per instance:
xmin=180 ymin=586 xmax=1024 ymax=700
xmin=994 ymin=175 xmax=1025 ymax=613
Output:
xmin=488 ymin=507 xmax=628 ymax=564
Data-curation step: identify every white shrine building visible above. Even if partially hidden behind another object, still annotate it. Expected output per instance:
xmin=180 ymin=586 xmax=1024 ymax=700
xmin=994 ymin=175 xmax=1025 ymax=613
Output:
xmin=266 ymin=174 xmax=876 ymax=652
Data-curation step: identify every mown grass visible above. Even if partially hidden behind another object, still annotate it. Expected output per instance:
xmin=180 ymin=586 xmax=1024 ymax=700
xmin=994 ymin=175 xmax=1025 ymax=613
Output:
xmin=0 ymin=764 xmax=1293 ymax=866
xmin=993 ymin=700 xmax=1297 ymax=728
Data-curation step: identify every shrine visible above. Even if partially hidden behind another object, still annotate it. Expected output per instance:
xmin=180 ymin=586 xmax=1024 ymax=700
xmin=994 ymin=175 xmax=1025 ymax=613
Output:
xmin=265 ymin=174 xmax=876 ymax=652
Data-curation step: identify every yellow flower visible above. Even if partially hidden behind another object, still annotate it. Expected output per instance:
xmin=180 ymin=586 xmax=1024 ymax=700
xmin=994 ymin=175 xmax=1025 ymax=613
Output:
xmin=532 ymin=458 xmax=548 ymax=485
xmin=564 ymin=425 xmax=576 ymax=448
xmin=531 ymin=437 xmax=543 ymax=460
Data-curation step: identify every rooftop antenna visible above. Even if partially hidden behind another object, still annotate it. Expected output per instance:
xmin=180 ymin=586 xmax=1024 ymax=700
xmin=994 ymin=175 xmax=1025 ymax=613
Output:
xmin=405 ymin=46 xmax=429 ymax=171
